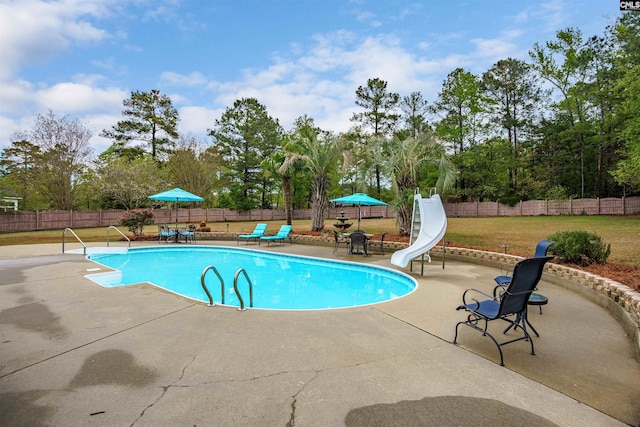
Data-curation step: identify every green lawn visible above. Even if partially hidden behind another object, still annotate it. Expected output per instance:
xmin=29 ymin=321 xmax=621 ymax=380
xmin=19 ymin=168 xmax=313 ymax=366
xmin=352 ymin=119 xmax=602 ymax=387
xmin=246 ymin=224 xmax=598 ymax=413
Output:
xmin=1 ymin=215 xmax=638 ymax=266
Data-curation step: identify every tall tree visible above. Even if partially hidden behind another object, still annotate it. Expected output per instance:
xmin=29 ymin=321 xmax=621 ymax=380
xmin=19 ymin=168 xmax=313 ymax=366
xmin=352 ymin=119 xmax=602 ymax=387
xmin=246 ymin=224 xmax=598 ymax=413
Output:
xmin=30 ymin=110 xmax=93 ymax=210
xmin=95 ymin=155 xmax=165 ymax=209
xmin=378 ymin=134 xmax=456 ymax=235
xmin=102 ymin=89 xmax=179 ymax=161
xmin=166 ymin=136 xmax=222 ymax=205
xmin=433 ymin=68 xmax=488 ymax=154
xmin=208 ymin=98 xmax=283 ymax=210
xmin=0 ymin=138 xmax=42 ymax=209
xmin=583 ymin=34 xmax=621 ymax=197
xmin=351 ymin=77 xmax=400 ymax=197
xmin=432 ymin=68 xmax=489 ymax=199
xmin=262 ymin=115 xmax=317 ymax=225
xmin=530 ymin=29 xmax=594 ymax=198
xmin=611 ymin=13 xmax=640 ymax=194
xmin=399 ymin=91 xmax=430 ymax=138
xmin=482 ymin=58 xmax=544 ymax=202
xmin=280 ymin=128 xmax=346 ymax=231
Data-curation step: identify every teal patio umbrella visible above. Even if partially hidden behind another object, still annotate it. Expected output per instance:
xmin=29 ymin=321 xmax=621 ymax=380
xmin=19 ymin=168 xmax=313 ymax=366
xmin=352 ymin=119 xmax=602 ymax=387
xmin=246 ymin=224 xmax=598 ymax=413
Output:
xmin=330 ymin=193 xmax=388 ymax=230
xmin=149 ymin=187 xmax=204 ymax=233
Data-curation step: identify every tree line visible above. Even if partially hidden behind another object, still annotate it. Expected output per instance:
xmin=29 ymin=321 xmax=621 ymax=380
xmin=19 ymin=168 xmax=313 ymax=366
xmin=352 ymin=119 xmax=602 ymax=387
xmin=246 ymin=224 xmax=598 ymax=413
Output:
xmin=1 ymin=14 xmax=639 ymax=235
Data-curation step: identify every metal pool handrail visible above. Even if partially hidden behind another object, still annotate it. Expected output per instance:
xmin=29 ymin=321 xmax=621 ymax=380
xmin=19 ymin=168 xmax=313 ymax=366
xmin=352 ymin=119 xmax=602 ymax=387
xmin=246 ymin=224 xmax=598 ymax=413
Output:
xmin=233 ymin=268 xmax=254 ymax=311
xmin=62 ymin=228 xmax=86 ymax=254
xmin=201 ymin=266 xmax=225 ymax=307
xmin=106 ymin=226 xmax=131 ymax=247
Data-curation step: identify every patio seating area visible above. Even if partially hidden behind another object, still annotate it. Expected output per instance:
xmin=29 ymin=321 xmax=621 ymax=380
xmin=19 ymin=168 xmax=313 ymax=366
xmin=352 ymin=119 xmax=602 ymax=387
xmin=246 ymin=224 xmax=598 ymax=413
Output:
xmin=0 ymin=241 xmax=637 ymax=426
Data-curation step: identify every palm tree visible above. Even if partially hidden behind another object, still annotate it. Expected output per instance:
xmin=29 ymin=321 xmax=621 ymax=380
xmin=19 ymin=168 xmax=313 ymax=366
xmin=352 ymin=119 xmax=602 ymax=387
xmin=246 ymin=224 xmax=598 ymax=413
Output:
xmin=280 ymin=127 xmax=346 ymax=231
xmin=380 ymin=134 xmax=456 ymax=235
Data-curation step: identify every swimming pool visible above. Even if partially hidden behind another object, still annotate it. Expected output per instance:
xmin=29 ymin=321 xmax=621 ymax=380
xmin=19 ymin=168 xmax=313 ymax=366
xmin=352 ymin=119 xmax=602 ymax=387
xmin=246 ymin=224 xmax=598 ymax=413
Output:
xmin=86 ymin=246 xmax=417 ymax=310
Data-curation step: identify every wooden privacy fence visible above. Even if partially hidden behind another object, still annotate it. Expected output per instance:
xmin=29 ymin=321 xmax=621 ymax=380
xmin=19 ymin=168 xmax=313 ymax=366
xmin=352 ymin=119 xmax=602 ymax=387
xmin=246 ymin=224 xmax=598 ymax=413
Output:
xmin=0 ymin=206 xmax=393 ymax=233
xmin=444 ymin=197 xmax=640 ymax=217
xmin=1 ymin=197 xmax=639 ymax=233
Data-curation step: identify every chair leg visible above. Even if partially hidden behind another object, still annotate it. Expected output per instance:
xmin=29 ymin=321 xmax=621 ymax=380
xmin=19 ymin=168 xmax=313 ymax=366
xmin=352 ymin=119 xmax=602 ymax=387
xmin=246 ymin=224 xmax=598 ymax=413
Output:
xmin=454 ymin=320 xmax=505 ymax=366
xmin=503 ymin=309 xmax=540 ymax=338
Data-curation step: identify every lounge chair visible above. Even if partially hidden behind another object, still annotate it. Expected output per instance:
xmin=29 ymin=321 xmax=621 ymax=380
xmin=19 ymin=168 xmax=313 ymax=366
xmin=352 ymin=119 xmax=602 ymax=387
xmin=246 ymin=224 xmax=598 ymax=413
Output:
xmin=259 ymin=225 xmax=292 ymax=246
xmin=237 ymin=223 xmax=268 ymax=244
xmin=454 ymin=256 xmax=553 ymax=366
xmin=158 ymin=225 xmax=176 ymax=243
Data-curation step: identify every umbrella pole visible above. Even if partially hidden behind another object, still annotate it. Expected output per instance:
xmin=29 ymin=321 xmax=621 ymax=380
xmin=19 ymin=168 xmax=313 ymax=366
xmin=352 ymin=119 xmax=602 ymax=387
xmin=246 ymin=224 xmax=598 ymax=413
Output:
xmin=175 ymin=200 xmax=179 ymax=242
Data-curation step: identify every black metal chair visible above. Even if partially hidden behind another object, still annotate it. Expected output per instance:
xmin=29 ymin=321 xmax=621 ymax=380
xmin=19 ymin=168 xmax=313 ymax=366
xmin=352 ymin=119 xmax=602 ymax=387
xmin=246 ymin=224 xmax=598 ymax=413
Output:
xmin=366 ymin=232 xmax=387 ymax=255
xmin=348 ymin=230 xmax=368 ymax=255
xmin=494 ymin=240 xmax=554 ymax=327
xmin=332 ymin=230 xmax=349 ymax=254
xmin=494 ymin=240 xmax=554 ymax=287
xmin=454 ymin=256 xmax=553 ymax=366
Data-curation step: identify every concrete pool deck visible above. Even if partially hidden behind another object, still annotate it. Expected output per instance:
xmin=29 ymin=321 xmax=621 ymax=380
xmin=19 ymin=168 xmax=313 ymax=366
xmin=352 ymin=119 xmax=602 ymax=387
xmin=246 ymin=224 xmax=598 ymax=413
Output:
xmin=0 ymin=241 xmax=638 ymax=426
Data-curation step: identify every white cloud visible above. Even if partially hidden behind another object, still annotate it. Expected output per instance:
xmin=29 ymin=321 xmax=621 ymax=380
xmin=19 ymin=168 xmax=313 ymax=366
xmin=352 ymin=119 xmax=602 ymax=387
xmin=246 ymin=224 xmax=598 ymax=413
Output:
xmin=178 ymin=106 xmax=220 ymax=135
xmin=34 ymin=81 xmax=127 ymax=114
xmin=0 ymin=0 xmax=114 ymax=78
xmin=161 ymin=71 xmax=208 ymax=87
xmin=470 ymin=37 xmax=518 ymax=62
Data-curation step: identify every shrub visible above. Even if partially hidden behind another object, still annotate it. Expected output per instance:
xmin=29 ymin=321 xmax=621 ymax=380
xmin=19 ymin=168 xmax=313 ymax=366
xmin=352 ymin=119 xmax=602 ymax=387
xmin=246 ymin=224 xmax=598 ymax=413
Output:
xmin=546 ymin=230 xmax=611 ymax=266
xmin=120 ymin=209 xmax=154 ymax=237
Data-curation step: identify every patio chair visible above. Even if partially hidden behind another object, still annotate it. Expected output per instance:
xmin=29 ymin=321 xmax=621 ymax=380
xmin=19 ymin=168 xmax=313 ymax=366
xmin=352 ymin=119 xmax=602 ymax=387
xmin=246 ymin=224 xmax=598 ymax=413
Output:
xmin=348 ymin=230 xmax=368 ymax=256
xmin=158 ymin=225 xmax=176 ymax=243
xmin=494 ymin=240 xmax=554 ymax=317
xmin=366 ymin=232 xmax=387 ymax=255
xmin=259 ymin=225 xmax=292 ymax=246
xmin=332 ymin=230 xmax=349 ymax=254
xmin=237 ymin=223 xmax=268 ymax=245
xmin=494 ymin=240 xmax=554 ymax=287
xmin=181 ymin=224 xmax=196 ymax=243
xmin=453 ymin=256 xmax=553 ymax=366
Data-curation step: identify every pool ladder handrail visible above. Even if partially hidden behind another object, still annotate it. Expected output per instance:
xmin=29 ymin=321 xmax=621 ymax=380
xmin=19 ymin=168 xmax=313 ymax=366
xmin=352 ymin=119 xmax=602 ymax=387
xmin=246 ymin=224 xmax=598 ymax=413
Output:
xmin=233 ymin=268 xmax=254 ymax=311
xmin=200 ymin=266 xmax=254 ymax=310
xmin=106 ymin=226 xmax=131 ymax=247
xmin=201 ymin=266 xmax=225 ymax=307
xmin=62 ymin=228 xmax=86 ymax=254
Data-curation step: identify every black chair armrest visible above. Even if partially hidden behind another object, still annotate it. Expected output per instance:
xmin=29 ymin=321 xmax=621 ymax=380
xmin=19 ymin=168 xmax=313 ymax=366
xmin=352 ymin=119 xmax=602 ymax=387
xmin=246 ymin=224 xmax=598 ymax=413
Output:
xmin=460 ymin=288 xmax=495 ymax=310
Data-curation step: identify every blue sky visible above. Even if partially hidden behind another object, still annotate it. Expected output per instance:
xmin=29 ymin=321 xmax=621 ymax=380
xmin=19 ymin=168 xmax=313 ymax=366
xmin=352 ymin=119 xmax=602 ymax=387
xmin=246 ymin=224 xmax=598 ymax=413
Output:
xmin=0 ymin=0 xmax=623 ymax=154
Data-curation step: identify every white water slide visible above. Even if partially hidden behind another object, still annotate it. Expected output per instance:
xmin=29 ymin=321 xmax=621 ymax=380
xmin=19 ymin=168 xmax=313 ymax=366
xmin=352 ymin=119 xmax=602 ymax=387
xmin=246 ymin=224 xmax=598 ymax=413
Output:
xmin=390 ymin=193 xmax=448 ymax=268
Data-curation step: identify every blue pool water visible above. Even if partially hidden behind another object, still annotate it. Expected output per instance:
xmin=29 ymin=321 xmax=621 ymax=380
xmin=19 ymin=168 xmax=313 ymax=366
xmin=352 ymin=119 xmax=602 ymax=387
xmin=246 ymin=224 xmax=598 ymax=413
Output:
xmin=86 ymin=246 xmax=417 ymax=310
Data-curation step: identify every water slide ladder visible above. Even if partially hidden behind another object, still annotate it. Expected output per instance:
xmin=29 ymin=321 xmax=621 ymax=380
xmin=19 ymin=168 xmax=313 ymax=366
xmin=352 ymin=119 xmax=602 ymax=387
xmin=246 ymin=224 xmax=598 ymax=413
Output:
xmin=201 ymin=266 xmax=254 ymax=311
